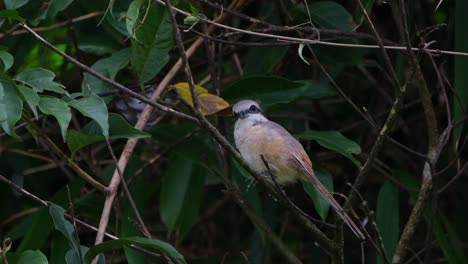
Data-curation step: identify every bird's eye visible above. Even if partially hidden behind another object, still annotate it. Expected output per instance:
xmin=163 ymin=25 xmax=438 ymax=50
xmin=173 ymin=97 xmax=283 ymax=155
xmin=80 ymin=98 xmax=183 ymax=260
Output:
xmin=249 ymin=105 xmax=257 ymax=112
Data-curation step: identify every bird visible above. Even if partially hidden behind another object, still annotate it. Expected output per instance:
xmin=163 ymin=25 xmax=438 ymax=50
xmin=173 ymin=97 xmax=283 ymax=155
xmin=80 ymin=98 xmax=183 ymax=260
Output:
xmin=232 ymin=99 xmax=365 ymax=240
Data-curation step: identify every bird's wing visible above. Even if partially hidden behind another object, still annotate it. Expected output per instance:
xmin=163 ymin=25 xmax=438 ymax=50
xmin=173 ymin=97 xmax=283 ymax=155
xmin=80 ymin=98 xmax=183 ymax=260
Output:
xmin=291 ymin=152 xmax=365 ymax=240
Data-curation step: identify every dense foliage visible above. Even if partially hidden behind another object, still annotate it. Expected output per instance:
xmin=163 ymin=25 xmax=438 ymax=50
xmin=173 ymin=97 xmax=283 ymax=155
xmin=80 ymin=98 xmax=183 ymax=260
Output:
xmin=0 ymin=0 xmax=467 ymax=263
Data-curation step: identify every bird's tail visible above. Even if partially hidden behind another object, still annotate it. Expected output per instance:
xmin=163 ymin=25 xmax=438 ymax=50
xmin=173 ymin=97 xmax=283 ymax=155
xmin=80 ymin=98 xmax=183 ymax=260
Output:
xmin=291 ymin=153 xmax=365 ymax=240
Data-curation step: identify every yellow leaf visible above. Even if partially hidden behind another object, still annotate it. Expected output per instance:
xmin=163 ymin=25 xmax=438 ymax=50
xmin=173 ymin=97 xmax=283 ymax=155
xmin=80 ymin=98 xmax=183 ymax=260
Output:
xmin=171 ymin=82 xmax=231 ymax=116
xmin=199 ymin=93 xmax=230 ymax=116
xmin=172 ymin=82 xmax=208 ymax=107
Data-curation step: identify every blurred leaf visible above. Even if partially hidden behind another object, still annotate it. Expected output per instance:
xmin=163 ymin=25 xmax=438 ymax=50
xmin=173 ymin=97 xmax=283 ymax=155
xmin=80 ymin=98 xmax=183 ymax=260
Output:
xmin=453 ymin=0 xmax=468 ymax=146
xmin=376 ymin=181 xmax=399 ymax=264
xmin=82 ymin=48 xmax=131 ymax=97
xmin=160 ymin=154 xmax=206 ymax=242
xmin=176 ymin=165 xmax=206 ymax=242
xmin=173 ymin=82 xmax=230 ymax=116
xmin=355 ymin=0 xmax=375 ymax=25
xmin=224 ymin=77 xmax=335 ymax=111
xmin=17 ymin=84 xmax=40 ymax=117
xmin=15 ymin=68 xmax=56 ymax=92
xmin=82 ymin=112 xmax=149 ymax=139
xmin=296 ymin=130 xmax=362 ymax=166
xmin=16 ymin=209 xmax=53 ymax=253
xmin=0 ymin=9 xmax=26 ymax=22
xmin=131 ymin=2 xmax=173 ymax=84
xmin=49 ymin=204 xmax=79 ymax=255
xmin=4 ymin=0 xmax=30 ymax=10
xmin=50 ymin=233 xmax=69 ymax=264
xmin=30 ymin=0 xmax=74 ymax=25
xmin=17 ymin=250 xmax=48 ymax=264
xmin=85 ymin=237 xmax=186 ymax=264
xmin=308 ymin=1 xmax=354 ymax=31
xmin=38 ymin=96 xmax=71 ymax=142
xmin=0 ymin=75 xmax=22 ymax=136
xmin=65 ymin=245 xmax=104 ymax=264
xmin=301 ymin=165 xmax=333 ymax=220
xmin=68 ymin=94 xmax=109 ymax=138
xmin=243 ymin=46 xmax=288 ymax=77
xmin=0 ymin=51 xmax=13 ymax=71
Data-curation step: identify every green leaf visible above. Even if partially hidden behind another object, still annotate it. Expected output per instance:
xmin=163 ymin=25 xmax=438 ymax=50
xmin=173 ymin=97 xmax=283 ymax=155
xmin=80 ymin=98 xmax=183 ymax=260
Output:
xmin=85 ymin=237 xmax=186 ymax=264
xmin=176 ymin=165 xmax=206 ymax=242
xmin=68 ymin=94 xmax=109 ymax=138
xmin=308 ymin=1 xmax=354 ymax=31
xmin=223 ymin=76 xmax=331 ymax=111
xmin=160 ymin=154 xmax=195 ymax=229
xmin=0 ymin=75 xmax=22 ymax=136
xmin=0 ymin=9 xmax=26 ymax=22
xmin=376 ymin=181 xmax=399 ymax=264
xmin=4 ymin=0 xmax=30 ymax=10
xmin=47 ymin=0 xmax=74 ymax=19
xmin=453 ymin=0 xmax=468 ymax=146
xmin=131 ymin=2 xmax=173 ymax=84
xmin=66 ymin=130 xmax=104 ymax=159
xmin=17 ymin=250 xmax=48 ymax=264
xmin=15 ymin=68 xmax=55 ymax=92
xmin=0 ymin=51 xmax=14 ymax=71
xmin=82 ymin=113 xmax=150 ymax=139
xmin=243 ymin=46 xmax=288 ymax=77
xmin=82 ymin=48 xmax=131 ymax=97
xmin=49 ymin=204 xmax=79 ymax=254
xmin=296 ymin=130 xmax=362 ymax=166
xmin=126 ymin=0 xmax=145 ymax=38
xmin=301 ymin=165 xmax=333 ymax=220
xmin=38 ymin=97 xmax=71 ymax=142
xmin=435 ymin=215 xmax=468 ymax=264
xmin=17 ymin=84 xmax=40 ymax=117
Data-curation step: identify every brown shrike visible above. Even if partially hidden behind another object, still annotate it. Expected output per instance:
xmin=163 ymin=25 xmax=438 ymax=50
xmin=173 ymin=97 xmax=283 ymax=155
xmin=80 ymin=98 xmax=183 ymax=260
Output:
xmin=233 ymin=100 xmax=365 ymax=240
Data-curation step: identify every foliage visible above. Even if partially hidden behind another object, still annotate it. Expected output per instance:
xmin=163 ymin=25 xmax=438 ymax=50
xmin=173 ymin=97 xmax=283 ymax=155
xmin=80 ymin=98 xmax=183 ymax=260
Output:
xmin=0 ymin=0 xmax=467 ymax=263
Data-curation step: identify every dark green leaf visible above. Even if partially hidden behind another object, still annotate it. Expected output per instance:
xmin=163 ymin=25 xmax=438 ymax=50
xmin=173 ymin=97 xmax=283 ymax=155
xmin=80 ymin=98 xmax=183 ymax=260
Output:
xmin=453 ymin=0 xmax=468 ymax=146
xmin=66 ymin=245 xmax=105 ymax=264
xmin=15 ymin=68 xmax=55 ymax=93
xmin=0 ymin=9 xmax=26 ymax=22
xmin=309 ymin=1 xmax=354 ymax=31
xmin=243 ymin=46 xmax=288 ymax=77
xmin=49 ymin=204 xmax=79 ymax=253
xmin=296 ymin=130 xmax=361 ymax=166
xmin=17 ymin=84 xmax=40 ymax=117
xmin=160 ymin=154 xmax=194 ymax=229
xmin=85 ymin=237 xmax=186 ymax=264
xmin=68 ymin=94 xmax=109 ymax=138
xmin=17 ymin=250 xmax=48 ymax=264
xmin=66 ymin=130 xmax=105 ymax=158
xmin=223 ymin=76 xmax=307 ymax=111
xmin=82 ymin=48 xmax=131 ymax=97
xmin=176 ymin=165 xmax=206 ymax=242
xmin=82 ymin=113 xmax=150 ymax=139
xmin=131 ymin=2 xmax=173 ymax=84
xmin=0 ymin=51 xmax=14 ymax=71
xmin=302 ymin=165 xmax=333 ymax=220
xmin=376 ymin=181 xmax=399 ymax=264
xmin=38 ymin=97 xmax=71 ymax=142
xmin=16 ymin=209 xmax=54 ymax=253
xmin=0 ymin=75 xmax=22 ymax=136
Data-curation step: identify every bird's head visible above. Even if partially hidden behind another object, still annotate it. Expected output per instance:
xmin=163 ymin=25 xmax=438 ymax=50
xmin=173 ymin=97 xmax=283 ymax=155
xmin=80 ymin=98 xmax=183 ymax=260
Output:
xmin=232 ymin=100 xmax=265 ymax=121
